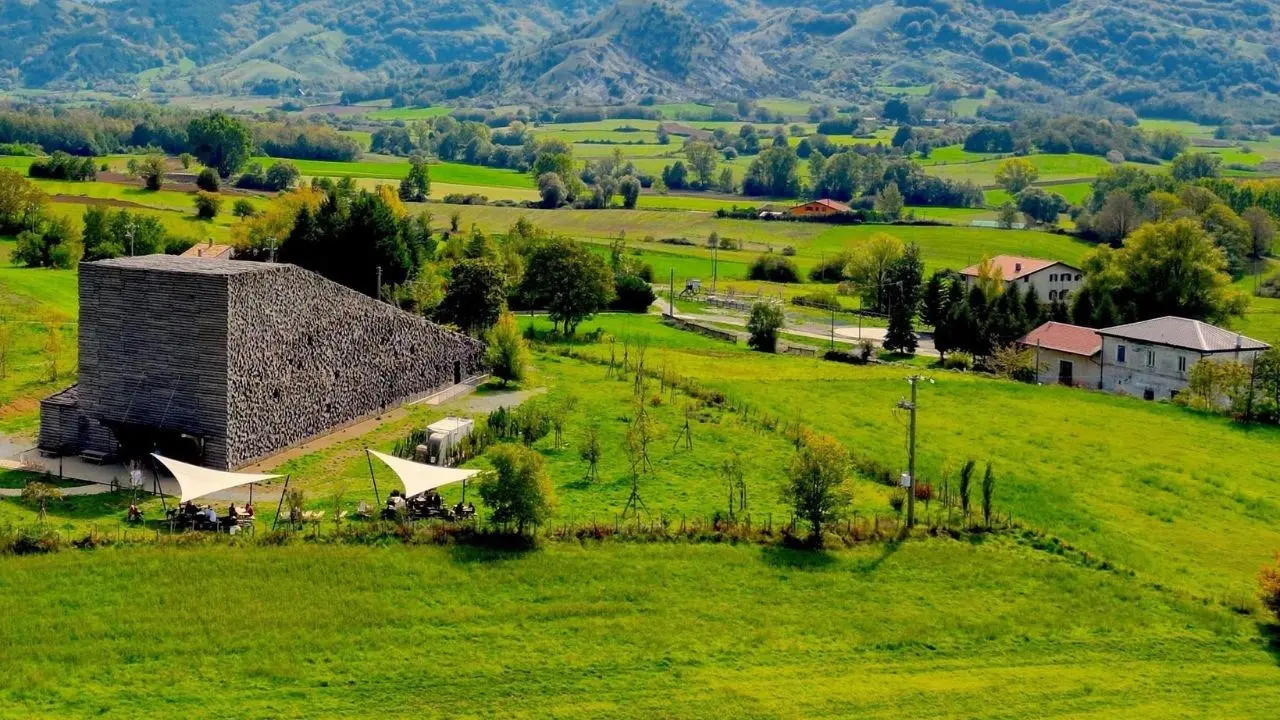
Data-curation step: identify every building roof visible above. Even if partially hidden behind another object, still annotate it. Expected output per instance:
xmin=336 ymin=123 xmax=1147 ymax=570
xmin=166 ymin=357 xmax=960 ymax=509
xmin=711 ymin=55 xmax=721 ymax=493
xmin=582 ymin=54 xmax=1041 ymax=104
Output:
xmin=181 ymin=242 xmax=234 ymax=260
xmin=90 ymin=254 xmax=281 ymax=276
xmin=794 ymin=198 xmax=851 ymax=213
xmin=959 ymin=255 xmax=1077 ymax=281
xmin=1019 ymin=321 xmax=1102 ymax=357
xmin=1097 ymin=316 xmax=1270 ymax=353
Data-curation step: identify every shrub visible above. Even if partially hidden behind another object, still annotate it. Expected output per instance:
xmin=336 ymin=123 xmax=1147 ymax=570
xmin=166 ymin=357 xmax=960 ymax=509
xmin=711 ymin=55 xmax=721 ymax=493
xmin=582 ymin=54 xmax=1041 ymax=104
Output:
xmin=196 ymin=167 xmax=220 ymax=192
xmin=28 ymin=151 xmax=96 ymax=181
xmin=747 ymin=301 xmax=784 ymax=352
xmin=485 ymin=313 xmax=530 ymax=387
xmin=231 ymin=199 xmax=257 ymax=218
xmin=478 ymin=444 xmax=555 ymax=534
xmin=748 ymin=254 xmax=800 ymax=283
xmin=1261 ymin=554 xmax=1280 ymax=621
xmin=791 ymin=290 xmax=840 ymax=310
xmin=781 ymin=245 xmax=797 ymax=256
xmin=943 ymin=352 xmax=974 ymax=371
xmin=808 ymin=252 xmax=851 ymax=282
xmin=193 ymin=191 xmax=222 ymax=219
xmin=611 ymin=274 xmax=656 ymax=312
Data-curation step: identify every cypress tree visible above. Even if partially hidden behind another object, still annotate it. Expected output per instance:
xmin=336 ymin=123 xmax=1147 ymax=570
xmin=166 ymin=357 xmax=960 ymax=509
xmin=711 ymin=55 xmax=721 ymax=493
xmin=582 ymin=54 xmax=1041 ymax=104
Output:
xmin=1070 ymin=288 xmax=1096 ymax=327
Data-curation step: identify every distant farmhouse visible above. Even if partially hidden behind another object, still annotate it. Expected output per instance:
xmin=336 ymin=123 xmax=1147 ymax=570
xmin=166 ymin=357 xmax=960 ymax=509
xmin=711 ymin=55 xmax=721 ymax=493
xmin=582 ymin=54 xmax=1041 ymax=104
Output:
xmin=961 ymin=255 xmax=1083 ymax=303
xmin=39 ymin=256 xmax=486 ymax=470
xmin=1097 ymin=317 xmax=1269 ymax=401
xmin=789 ymin=199 xmax=851 ymax=218
xmin=1020 ymin=316 xmax=1270 ymax=400
xmin=1019 ymin=321 xmax=1102 ymax=387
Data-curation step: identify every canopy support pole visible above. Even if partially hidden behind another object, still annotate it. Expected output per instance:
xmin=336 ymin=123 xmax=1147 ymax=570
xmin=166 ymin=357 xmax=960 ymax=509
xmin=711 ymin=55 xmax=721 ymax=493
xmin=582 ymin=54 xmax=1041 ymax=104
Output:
xmin=366 ymin=449 xmax=381 ymax=508
xmin=272 ymin=475 xmax=292 ymax=532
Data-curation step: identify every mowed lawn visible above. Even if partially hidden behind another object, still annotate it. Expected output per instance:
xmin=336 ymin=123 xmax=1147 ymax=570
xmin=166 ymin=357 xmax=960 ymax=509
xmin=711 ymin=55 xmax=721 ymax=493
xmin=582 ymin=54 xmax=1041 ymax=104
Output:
xmin=0 ymin=241 xmax=78 ymax=434
xmin=1 ymin=542 xmax=1277 ymax=718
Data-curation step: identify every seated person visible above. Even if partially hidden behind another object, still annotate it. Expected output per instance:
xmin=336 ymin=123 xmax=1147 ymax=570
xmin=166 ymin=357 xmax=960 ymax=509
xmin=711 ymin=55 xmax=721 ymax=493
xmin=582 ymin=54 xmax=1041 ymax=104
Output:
xmin=126 ymin=503 xmax=143 ymax=523
xmin=465 ymin=502 xmax=475 ymax=516
xmin=204 ymin=506 xmax=217 ymax=525
xmin=228 ymin=503 xmax=239 ymax=519
xmin=183 ymin=501 xmax=200 ymax=517
xmin=243 ymin=502 xmax=254 ymax=517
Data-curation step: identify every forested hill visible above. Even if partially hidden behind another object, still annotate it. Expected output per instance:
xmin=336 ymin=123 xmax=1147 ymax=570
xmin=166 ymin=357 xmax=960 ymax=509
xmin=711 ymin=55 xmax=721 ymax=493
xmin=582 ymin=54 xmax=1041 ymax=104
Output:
xmin=4 ymin=0 xmax=1280 ymax=120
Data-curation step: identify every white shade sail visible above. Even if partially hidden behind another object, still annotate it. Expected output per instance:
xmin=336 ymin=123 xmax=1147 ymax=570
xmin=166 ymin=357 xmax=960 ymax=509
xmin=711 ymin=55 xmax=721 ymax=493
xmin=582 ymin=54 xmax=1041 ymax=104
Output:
xmin=368 ymin=449 xmax=480 ymax=498
xmin=151 ymin=454 xmax=282 ymax=503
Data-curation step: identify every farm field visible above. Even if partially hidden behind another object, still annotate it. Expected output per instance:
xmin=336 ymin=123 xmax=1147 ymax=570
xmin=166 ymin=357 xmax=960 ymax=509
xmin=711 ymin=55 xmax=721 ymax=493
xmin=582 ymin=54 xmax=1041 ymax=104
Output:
xmin=928 ymin=153 xmax=1117 ymax=186
xmin=4 ymin=541 xmax=1277 ymax=718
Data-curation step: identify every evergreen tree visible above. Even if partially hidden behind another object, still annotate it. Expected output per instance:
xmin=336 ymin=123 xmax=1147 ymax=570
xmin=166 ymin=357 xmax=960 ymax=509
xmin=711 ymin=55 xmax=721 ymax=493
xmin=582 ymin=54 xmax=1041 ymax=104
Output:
xmin=1070 ymin=288 xmax=1096 ymax=327
xmin=882 ymin=243 xmax=924 ymax=353
xmin=921 ymin=270 xmax=948 ymax=328
xmin=1092 ymin=292 xmax=1122 ymax=328
xmin=1049 ymin=299 xmax=1070 ymax=322
xmin=1023 ymin=285 xmax=1043 ymax=328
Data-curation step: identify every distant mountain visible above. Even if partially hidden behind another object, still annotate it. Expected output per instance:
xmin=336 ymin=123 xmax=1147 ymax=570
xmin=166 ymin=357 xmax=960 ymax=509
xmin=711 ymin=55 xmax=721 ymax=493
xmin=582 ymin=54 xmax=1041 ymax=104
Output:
xmin=3 ymin=0 xmax=1280 ymax=120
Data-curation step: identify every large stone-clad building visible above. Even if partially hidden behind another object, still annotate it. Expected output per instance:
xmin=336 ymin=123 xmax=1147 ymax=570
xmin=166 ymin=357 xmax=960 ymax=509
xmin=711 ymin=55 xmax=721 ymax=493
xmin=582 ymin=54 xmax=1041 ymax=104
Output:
xmin=39 ymin=255 xmax=486 ymax=469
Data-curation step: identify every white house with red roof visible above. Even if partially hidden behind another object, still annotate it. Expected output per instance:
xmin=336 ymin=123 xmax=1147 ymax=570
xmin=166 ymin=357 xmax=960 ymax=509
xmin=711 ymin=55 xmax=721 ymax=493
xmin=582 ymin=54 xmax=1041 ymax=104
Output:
xmin=960 ymin=255 xmax=1083 ymax=303
xmin=1018 ymin=321 xmax=1103 ymax=387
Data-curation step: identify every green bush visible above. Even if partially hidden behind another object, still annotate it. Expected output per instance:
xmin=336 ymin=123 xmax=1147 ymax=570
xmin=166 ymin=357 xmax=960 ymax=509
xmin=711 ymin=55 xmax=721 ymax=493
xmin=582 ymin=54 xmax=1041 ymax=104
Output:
xmin=943 ymin=352 xmax=974 ymax=371
xmin=748 ymin=254 xmax=800 ymax=283
xmin=196 ymin=168 xmax=220 ymax=192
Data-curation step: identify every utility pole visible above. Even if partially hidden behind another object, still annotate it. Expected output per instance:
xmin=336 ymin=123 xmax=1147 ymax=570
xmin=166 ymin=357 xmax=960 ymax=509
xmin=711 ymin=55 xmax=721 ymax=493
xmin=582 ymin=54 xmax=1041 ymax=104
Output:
xmin=668 ymin=268 xmax=675 ymax=318
xmin=267 ymin=236 xmax=276 ymax=263
xmin=897 ymin=375 xmax=929 ymax=529
xmin=375 ymin=265 xmax=382 ymax=302
xmin=711 ymin=243 xmax=718 ymax=297
xmin=126 ymin=224 xmax=136 ymax=257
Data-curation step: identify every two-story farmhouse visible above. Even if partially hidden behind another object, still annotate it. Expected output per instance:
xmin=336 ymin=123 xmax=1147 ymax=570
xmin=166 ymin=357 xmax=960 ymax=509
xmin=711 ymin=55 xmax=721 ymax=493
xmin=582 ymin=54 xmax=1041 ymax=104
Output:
xmin=960 ymin=255 xmax=1084 ymax=303
xmin=1097 ymin=316 xmax=1270 ymax=400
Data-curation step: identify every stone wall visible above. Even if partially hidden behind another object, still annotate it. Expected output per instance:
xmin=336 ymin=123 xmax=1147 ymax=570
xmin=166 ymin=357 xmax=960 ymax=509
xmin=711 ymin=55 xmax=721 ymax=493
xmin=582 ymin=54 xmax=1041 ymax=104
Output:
xmin=223 ymin=264 xmax=486 ymax=468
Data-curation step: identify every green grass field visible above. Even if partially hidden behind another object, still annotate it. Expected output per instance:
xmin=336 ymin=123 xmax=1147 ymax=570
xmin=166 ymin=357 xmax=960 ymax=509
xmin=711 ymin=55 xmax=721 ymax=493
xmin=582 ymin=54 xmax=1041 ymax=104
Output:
xmin=269 ymin=157 xmax=534 ymax=188
xmin=929 ymin=154 xmax=1117 ymax=186
xmin=0 ymin=241 xmax=77 ymax=434
xmin=364 ymin=106 xmax=455 ymax=121
xmin=6 ymin=541 xmax=1278 ymax=718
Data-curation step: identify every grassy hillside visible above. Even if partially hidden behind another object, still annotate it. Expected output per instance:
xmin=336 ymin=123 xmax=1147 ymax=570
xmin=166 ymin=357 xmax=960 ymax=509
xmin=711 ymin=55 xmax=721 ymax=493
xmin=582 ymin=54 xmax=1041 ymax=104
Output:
xmin=1 ymin=542 xmax=1277 ymax=718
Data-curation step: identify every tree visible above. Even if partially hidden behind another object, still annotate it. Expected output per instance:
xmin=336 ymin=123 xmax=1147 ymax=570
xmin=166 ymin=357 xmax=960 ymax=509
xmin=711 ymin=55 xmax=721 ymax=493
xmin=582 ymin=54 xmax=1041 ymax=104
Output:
xmin=13 ymin=215 xmax=80 ymax=269
xmin=742 ymin=146 xmax=800 ymax=197
xmin=981 ymin=463 xmax=995 ymax=528
xmin=781 ymin=432 xmax=850 ymax=541
xmin=1095 ymin=190 xmax=1140 ymax=244
xmin=264 ymin=162 xmax=300 ymax=191
xmin=436 ymin=259 xmax=506 ymax=335
xmin=1016 ymin=187 xmax=1068 ymax=225
xmin=994 ymin=157 xmax=1039 ymax=194
xmin=845 ymin=232 xmax=904 ymax=312
xmin=485 ymin=313 xmax=530 ymax=386
xmin=519 ymin=237 xmax=615 ymax=334
xmin=478 ymin=444 xmax=554 ymax=534
xmin=882 ymin=243 xmax=924 ymax=353
xmin=684 ymin=141 xmax=718 ymax=188
xmin=619 ymin=175 xmax=641 ymax=209
xmin=957 ymin=459 xmax=975 ymax=520
xmin=1241 ymin=206 xmax=1275 ymax=261
xmin=232 ymin=198 xmax=257 ymax=218
xmin=21 ymin=481 xmax=62 ymax=525
xmin=178 ymin=152 xmax=195 ymax=169
xmin=399 ymin=155 xmax=430 ymax=202
xmin=661 ymin=161 xmax=689 ymax=190
xmin=580 ymin=426 xmax=602 ymax=482
xmin=137 ymin=154 xmax=167 ymax=191
xmin=188 ymin=112 xmax=254 ymax=177
xmin=193 ymin=191 xmax=222 ymax=219
xmin=875 ymin=181 xmax=904 ymax=220
xmin=997 ymin=201 xmax=1018 ymax=229
xmin=537 ymin=172 xmax=567 ymax=209
xmin=196 ymin=168 xmax=220 ymax=192
xmin=716 ymin=167 xmax=735 ymax=194
xmin=656 ymin=125 xmax=671 ymax=145
xmin=612 ymin=274 xmax=656 ymax=312
xmin=746 ymin=301 xmax=784 ymax=352
xmin=921 ymin=270 xmax=949 ymax=328
xmin=1080 ymin=218 xmax=1246 ymax=324
xmin=1171 ymin=151 xmax=1222 ymax=182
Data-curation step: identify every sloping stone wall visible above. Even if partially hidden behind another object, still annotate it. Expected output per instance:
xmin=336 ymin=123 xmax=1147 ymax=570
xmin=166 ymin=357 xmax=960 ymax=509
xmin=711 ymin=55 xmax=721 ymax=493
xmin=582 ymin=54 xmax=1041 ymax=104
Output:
xmin=224 ymin=264 xmax=486 ymax=468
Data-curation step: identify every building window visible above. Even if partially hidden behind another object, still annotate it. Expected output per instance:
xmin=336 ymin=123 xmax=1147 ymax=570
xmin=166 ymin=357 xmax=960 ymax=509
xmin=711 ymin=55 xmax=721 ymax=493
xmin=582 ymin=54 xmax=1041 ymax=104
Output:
xmin=1178 ymin=356 xmax=1187 ymax=373
xmin=1143 ymin=388 xmax=1155 ymax=401
xmin=1022 ymin=276 xmax=1029 ymax=283
xmin=1146 ymin=350 xmax=1155 ymax=367
xmin=1074 ymin=274 xmax=1081 ymax=281
xmin=1050 ymin=274 xmax=1057 ymax=282
xmin=1048 ymin=290 xmax=1057 ymax=301
xmin=1116 ymin=345 xmax=1126 ymax=363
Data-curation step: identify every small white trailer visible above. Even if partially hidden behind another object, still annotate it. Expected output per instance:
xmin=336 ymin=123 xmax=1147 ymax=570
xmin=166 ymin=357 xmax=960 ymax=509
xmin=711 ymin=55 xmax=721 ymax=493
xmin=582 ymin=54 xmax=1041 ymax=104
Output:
xmin=417 ymin=417 xmax=475 ymax=466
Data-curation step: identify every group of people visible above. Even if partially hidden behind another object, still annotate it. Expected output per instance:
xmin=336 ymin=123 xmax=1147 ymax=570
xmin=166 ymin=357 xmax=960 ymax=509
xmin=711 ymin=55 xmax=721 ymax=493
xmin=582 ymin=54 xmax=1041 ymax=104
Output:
xmin=382 ymin=489 xmax=474 ymax=520
xmin=169 ymin=500 xmax=254 ymax=530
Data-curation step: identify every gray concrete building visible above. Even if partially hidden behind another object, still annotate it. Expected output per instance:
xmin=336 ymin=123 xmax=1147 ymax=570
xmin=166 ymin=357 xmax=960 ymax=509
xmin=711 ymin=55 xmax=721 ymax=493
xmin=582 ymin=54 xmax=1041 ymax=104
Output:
xmin=1097 ymin=316 xmax=1269 ymax=401
xmin=39 ymin=255 xmax=486 ymax=469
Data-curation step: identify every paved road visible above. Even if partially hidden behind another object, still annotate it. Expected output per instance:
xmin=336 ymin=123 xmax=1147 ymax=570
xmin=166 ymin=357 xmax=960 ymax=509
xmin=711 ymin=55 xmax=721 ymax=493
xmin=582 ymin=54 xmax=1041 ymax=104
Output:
xmin=653 ymin=301 xmax=938 ymax=357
